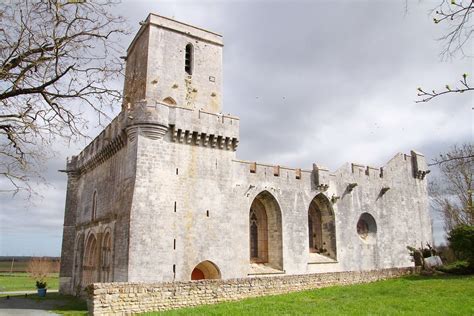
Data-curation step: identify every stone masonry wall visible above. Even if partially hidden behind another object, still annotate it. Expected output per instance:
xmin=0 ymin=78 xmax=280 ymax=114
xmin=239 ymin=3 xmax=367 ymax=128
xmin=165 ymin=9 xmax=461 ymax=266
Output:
xmin=88 ymin=267 xmax=417 ymax=315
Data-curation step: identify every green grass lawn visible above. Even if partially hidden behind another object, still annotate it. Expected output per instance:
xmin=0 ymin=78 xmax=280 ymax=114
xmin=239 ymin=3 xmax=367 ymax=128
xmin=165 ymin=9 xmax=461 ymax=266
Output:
xmin=145 ymin=275 xmax=474 ymax=315
xmin=1 ymin=274 xmax=472 ymax=315
xmin=0 ymin=273 xmax=59 ymax=292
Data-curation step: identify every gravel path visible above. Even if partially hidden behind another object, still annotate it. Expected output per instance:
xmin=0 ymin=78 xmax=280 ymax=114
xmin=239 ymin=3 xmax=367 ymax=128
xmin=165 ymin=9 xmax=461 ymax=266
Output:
xmin=0 ymin=295 xmax=63 ymax=315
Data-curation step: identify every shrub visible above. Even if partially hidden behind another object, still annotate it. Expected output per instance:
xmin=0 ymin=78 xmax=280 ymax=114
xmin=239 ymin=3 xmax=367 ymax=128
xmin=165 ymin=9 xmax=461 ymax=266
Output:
xmin=436 ymin=244 xmax=456 ymax=264
xmin=447 ymin=225 xmax=474 ymax=267
xmin=27 ymin=257 xmax=52 ymax=285
xmin=437 ymin=260 xmax=474 ymax=275
xmin=36 ymin=281 xmax=47 ymax=289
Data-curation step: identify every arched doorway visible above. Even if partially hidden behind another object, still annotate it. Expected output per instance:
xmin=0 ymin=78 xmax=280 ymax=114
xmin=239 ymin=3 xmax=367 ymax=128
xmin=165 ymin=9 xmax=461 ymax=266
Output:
xmin=308 ymin=194 xmax=337 ymax=260
xmin=249 ymin=191 xmax=283 ymax=270
xmin=191 ymin=261 xmax=221 ymax=280
xmin=82 ymin=233 xmax=99 ymax=286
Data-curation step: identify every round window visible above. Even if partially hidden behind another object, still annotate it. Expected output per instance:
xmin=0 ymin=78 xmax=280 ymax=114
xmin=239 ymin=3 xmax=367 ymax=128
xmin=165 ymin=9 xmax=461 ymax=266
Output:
xmin=356 ymin=213 xmax=377 ymax=243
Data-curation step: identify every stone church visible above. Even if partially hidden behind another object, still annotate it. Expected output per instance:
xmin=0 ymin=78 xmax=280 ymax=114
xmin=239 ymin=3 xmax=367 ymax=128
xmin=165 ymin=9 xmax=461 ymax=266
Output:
xmin=59 ymin=14 xmax=433 ymax=295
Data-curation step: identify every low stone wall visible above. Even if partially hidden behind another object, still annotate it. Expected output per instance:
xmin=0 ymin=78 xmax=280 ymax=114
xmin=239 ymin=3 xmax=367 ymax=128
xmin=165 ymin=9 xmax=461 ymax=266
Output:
xmin=88 ymin=267 xmax=417 ymax=315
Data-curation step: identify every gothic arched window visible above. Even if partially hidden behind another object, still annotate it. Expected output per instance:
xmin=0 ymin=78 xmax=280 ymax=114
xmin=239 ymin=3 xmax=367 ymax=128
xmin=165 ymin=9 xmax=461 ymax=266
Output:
xmin=250 ymin=210 xmax=259 ymax=259
xmin=185 ymin=44 xmax=193 ymax=75
xmin=307 ymin=194 xmax=337 ymax=260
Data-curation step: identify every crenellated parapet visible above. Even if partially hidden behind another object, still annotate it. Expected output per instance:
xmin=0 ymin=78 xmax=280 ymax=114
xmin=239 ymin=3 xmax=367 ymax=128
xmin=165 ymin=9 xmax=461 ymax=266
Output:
xmin=332 ymin=150 xmax=430 ymax=182
xmin=233 ymin=159 xmax=310 ymax=182
xmin=129 ymin=100 xmax=240 ymax=150
xmin=67 ymin=112 xmax=128 ymax=175
xmin=67 ymin=99 xmax=241 ymax=176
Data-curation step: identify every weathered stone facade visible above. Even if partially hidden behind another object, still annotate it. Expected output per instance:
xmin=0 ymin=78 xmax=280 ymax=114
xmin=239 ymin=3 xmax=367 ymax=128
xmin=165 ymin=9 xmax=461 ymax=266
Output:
xmin=59 ymin=13 xmax=432 ymax=296
xmin=88 ymin=267 xmax=419 ymax=315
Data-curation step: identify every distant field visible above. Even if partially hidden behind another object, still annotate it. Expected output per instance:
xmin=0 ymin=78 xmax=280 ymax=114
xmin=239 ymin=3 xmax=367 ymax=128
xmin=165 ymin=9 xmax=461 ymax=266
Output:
xmin=0 ymin=273 xmax=59 ymax=292
xmin=0 ymin=261 xmax=29 ymax=272
xmin=0 ymin=258 xmax=60 ymax=273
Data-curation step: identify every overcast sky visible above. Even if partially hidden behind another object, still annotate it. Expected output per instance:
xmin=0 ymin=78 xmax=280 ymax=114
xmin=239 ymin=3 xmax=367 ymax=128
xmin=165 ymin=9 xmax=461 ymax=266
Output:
xmin=1 ymin=0 xmax=472 ymax=256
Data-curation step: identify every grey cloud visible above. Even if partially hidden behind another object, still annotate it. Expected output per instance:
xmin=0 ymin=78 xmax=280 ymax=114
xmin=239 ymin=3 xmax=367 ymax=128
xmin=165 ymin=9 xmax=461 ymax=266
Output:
xmin=2 ymin=0 xmax=471 ymax=254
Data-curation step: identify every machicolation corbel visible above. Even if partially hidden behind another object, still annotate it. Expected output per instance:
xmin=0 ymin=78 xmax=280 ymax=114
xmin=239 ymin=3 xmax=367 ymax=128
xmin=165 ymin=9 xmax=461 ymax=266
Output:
xmin=250 ymin=162 xmax=257 ymax=173
xmin=347 ymin=183 xmax=358 ymax=192
xmin=380 ymin=187 xmax=390 ymax=195
xmin=411 ymin=150 xmax=430 ymax=180
xmin=312 ymin=164 xmax=330 ymax=191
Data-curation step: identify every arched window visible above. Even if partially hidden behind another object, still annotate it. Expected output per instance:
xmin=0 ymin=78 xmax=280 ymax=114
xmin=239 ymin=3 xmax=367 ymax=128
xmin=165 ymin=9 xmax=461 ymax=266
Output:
xmin=308 ymin=194 xmax=337 ymax=260
xmin=91 ymin=191 xmax=97 ymax=221
xmin=82 ymin=233 xmax=99 ymax=286
xmin=250 ymin=210 xmax=259 ymax=259
xmin=249 ymin=191 xmax=283 ymax=270
xmin=357 ymin=213 xmax=377 ymax=244
xmin=185 ymin=44 xmax=193 ymax=75
xmin=308 ymin=207 xmax=322 ymax=251
xmin=101 ymin=232 xmax=112 ymax=282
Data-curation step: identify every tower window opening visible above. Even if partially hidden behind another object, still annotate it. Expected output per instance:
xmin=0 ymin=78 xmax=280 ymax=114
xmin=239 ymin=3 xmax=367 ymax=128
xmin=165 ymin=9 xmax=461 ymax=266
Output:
xmin=185 ymin=44 xmax=193 ymax=75
xmin=91 ymin=191 xmax=97 ymax=221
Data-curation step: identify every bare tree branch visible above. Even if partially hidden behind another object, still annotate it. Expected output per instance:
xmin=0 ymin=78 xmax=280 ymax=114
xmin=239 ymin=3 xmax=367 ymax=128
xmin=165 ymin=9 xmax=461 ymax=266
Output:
xmin=416 ymin=0 xmax=473 ymax=102
xmin=416 ymin=73 xmax=473 ymax=102
xmin=429 ymin=144 xmax=474 ymax=232
xmin=0 ymin=0 xmax=129 ymax=195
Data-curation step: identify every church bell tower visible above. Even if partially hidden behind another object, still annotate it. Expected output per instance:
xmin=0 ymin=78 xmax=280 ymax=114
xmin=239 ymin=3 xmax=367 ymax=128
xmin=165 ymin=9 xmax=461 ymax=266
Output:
xmin=122 ymin=14 xmax=224 ymax=113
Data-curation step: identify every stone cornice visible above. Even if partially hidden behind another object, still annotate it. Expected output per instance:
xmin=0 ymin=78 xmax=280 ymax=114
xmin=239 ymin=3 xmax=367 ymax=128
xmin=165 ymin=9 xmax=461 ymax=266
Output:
xmin=75 ymin=132 xmax=126 ymax=175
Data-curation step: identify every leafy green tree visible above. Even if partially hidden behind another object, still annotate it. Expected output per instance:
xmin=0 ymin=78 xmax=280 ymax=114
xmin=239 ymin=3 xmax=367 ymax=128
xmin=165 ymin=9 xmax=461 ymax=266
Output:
xmin=447 ymin=225 xmax=474 ymax=267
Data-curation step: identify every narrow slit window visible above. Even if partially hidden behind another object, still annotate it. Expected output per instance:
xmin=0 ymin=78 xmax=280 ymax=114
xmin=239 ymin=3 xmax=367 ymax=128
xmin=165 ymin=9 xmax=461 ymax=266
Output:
xmin=185 ymin=44 xmax=193 ymax=75
xmin=174 ymin=201 xmax=177 ymax=212
xmin=91 ymin=191 xmax=97 ymax=221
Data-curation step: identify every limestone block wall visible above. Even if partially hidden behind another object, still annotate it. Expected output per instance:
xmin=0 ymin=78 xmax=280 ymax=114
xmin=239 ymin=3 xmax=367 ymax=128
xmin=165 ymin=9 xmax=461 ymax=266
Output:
xmin=147 ymin=21 xmax=223 ymax=112
xmin=60 ymin=112 xmax=138 ymax=295
xmin=123 ymin=25 xmax=149 ymax=106
xmin=229 ymin=161 xmax=326 ymax=276
xmin=126 ymin=137 xmax=432 ymax=283
xmin=123 ymin=14 xmax=223 ymax=112
xmin=127 ymin=119 xmax=238 ymax=282
xmin=88 ymin=267 xmax=418 ymax=315
xmin=332 ymin=153 xmax=432 ymax=273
